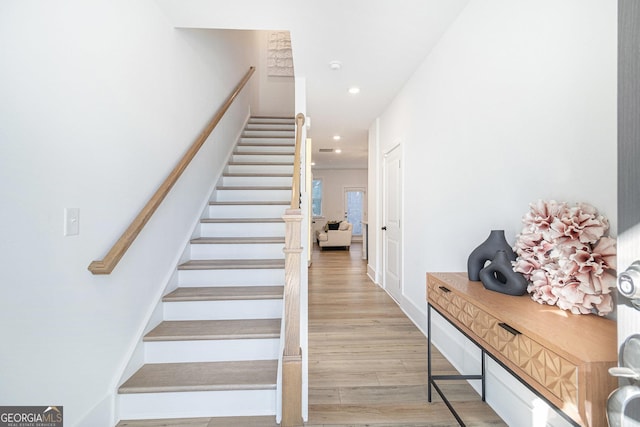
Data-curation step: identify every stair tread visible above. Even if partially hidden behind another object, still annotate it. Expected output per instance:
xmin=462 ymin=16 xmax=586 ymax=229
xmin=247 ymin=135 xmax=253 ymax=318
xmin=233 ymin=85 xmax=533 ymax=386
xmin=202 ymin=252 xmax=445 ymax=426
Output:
xmin=191 ymin=237 xmax=285 ymax=244
xmin=145 ymin=319 xmax=281 ymax=341
xmin=239 ymin=136 xmax=294 ymax=139
xmin=208 ymin=201 xmax=289 ymax=206
xmin=164 ymin=286 xmax=284 ymax=302
xmin=223 ymin=172 xmax=293 ymax=177
xmin=233 ymin=151 xmax=294 ymax=155
xmin=216 ymin=186 xmax=291 ymax=190
xmin=243 ymin=130 xmax=294 ymax=133
xmin=241 ymin=135 xmax=294 ymax=139
xmin=227 ymin=161 xmax=293 ymax=165
xmin=178 ymin=259 xmax=285 ymax=270
xmin=201 ymin=217 xmax=284 ymax=223
xmin=237 ymin=141 xmax=295 ymax=146
xmin=245 ymin=126 xmax=294 ymax=131
xmin=118 ymin=360 xmax=277 ymax=394
xmin=116 ymin=416 xmax=278 ymax=426
xmin=250 ymin=115 xmax=294 ymax=119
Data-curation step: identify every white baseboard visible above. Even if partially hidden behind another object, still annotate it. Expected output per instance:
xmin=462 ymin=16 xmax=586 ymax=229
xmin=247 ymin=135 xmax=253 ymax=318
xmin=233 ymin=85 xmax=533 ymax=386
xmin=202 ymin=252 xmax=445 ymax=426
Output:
xmin=366 ymin=264 xmax=377 ymax=284
xmin=76 ymin=393 xmax=114 ymax=427
xmin=398 ymin=297 xmax=427 ymax=336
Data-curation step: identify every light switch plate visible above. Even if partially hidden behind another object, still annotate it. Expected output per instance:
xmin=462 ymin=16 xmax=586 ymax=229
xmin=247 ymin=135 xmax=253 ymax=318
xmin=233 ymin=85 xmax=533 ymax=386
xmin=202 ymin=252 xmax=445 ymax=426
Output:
xmin=64 ymin=208 xmax=80 ymax=236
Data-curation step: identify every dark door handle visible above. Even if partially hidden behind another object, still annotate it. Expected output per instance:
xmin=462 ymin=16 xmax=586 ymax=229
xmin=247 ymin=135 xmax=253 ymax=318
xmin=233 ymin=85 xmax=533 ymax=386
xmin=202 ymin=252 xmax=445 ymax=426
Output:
xmin=498 ymin=323 xmax=521 ymax=336
xmin=381 ymin=226 xmax=387 ymax=230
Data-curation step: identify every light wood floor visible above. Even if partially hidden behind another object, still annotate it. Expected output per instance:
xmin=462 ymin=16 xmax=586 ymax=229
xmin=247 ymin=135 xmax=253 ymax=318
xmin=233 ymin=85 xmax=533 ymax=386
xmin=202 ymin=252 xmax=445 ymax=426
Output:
xmin=305 ymin=243 xmax=506 ymax=427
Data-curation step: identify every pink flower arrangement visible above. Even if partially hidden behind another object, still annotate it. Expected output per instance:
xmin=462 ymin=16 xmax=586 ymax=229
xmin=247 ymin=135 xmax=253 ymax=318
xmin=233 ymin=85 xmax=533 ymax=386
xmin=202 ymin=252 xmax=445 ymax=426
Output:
xmin=513 ymin=200 xmax=617 ymax=316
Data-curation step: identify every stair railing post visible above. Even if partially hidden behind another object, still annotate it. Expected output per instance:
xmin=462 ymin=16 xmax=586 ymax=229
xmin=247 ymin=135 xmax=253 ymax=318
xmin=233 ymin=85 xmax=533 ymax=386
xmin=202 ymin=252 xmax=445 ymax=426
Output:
xmin=282 ymin=207 xmax=303 ymax=426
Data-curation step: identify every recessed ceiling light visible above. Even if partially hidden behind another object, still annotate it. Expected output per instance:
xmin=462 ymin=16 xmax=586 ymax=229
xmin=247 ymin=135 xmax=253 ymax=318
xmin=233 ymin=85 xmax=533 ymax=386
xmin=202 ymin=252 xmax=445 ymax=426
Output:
xmin=333 ymin=135 xmax=341 ymax=141
xmin=311 ymin=162 xmax=316 ymax=166
xmin=329 ymin=61 xmax=342 ymax=71
xmin=348 ymin=87 xmax=360 ymax=94
xmin=335 ymin=149 xmax=342 ymax=154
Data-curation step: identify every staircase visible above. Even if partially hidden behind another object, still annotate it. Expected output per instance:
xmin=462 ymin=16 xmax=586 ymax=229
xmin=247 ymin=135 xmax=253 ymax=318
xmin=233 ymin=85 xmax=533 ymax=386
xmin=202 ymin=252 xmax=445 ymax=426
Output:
xmin=116 ymin=117 xmax=295 ymax=425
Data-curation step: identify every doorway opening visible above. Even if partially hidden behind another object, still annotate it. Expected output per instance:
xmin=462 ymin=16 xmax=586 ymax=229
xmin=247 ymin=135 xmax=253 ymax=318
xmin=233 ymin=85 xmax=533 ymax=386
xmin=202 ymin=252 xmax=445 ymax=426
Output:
xmin=344 ymin=187 xmax=366 ymax=239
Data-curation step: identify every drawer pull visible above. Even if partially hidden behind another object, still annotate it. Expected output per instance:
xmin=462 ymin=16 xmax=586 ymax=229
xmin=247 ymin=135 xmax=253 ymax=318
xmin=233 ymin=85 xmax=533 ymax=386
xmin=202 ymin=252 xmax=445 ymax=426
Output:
xmin=438 ymin=286 xmax=451 ymax=293
xmin=499 ymin=322 xmax=521 ymax=335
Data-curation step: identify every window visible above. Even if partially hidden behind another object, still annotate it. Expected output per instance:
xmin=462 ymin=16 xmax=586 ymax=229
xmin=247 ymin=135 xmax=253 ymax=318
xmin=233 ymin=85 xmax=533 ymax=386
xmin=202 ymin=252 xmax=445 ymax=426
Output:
xmin=312 ymin=179 xmax=323 ymax=217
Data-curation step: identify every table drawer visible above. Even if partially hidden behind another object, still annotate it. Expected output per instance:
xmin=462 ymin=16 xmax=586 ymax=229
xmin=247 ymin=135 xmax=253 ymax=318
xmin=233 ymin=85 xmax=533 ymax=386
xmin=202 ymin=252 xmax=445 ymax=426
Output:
xmin=428 ymin=279 xmax=578 ymax=406
xmin=518 ymin=334 xmax=578 ymax=406
xmin=428 ymin=280 xmax=456 ymax=310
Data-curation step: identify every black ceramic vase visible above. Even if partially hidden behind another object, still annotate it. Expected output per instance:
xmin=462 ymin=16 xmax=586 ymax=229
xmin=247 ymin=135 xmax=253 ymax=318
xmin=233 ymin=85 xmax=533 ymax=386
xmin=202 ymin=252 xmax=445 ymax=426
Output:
xmin=467 ymin=230 xmax=516 ymax=281
xmin=478 ymin=250 xmax=528 ymax=296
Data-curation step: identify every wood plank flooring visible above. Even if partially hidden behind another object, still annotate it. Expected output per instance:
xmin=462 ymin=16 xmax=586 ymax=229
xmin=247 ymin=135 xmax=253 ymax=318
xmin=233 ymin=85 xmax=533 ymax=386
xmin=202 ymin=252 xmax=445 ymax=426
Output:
xmin=306 ymin=243 xmax=506 ymax=427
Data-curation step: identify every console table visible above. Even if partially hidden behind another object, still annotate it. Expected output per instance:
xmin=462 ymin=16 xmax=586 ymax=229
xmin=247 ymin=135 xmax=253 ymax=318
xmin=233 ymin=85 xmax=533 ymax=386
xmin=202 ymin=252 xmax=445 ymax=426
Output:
xmin=427 ymin=272 xmax=617 ymax=427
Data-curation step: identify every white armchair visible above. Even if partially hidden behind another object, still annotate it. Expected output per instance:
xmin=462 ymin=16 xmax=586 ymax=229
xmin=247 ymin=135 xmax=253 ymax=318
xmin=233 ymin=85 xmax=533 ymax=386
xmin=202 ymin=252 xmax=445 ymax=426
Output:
xmin=315 ymin=222 xmax=353 ymax=250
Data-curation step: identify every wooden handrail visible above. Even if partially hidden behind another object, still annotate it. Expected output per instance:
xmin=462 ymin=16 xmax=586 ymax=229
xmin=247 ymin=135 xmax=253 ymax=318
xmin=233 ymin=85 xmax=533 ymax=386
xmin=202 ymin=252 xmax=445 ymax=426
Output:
xmin=290 ymin=113 xmax=305 ymax=209
xmin=88 ymin=66 xmax=256 ymax=275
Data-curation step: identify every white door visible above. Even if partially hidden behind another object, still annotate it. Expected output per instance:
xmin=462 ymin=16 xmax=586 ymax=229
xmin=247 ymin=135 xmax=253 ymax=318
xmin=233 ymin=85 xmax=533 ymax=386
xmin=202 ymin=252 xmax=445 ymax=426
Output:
xmin=344 ymin=187 xmax=365 ymax=237
xmin=383 ymin=145 xmax=402 ymax=302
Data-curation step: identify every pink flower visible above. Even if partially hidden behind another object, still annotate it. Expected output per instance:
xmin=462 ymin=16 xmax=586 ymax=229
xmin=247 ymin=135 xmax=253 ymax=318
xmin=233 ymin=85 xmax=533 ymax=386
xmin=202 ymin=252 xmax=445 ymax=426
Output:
xmin=594 ymin=293 xmax=614 ymax=316
xmin=523 ymin=200 xmax=567 ymax=232
xmin=531 ymin=284 xmax=558 ymax=306
xmin=575 ymin=203 xmax=610 ymax=241
xmin=530 ymin=270 xmax=549 ymax=288
xmin=571 ymin=250 xmax=605 ymax=277
xmin=513 ymin=200 xmax=616 ymax=316
xmin=513 ymin=257 xmax=540 ymax=278
xmin=592 ymin=236 xmax=617 ymax=270
xmin=516 ymin=232 xmax=543 ymax=247
xmin=552 ymin=281 xmax=584 ymax=305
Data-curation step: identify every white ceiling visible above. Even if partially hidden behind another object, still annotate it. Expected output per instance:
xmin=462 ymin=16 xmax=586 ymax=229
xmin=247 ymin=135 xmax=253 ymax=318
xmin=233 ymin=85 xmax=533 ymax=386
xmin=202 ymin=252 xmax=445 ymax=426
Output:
xmin=156 ymin=0 xmax=470 ymax=169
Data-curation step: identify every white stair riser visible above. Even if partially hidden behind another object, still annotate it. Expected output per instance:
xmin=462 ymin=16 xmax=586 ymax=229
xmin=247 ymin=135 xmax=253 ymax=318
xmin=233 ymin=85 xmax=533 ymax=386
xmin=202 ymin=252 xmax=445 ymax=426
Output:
xmin=200 ymin=222 xmax=285 ymax=237
xmin=207 ymin=204 xmax=288 ymax=218
xmin=190 ymin=243 xmax=285 ymax=260
xmin=144 ymin=338 xmax=280 ymax=363
xmin=239 ymin=137 xmax=294 ymax=145
xmin=221 ymin=176 xmax=292 ymax=187
xmin=235 ymin=145 xmax=295 ymax=154
xmin=248 ymin=118 xmax=293 ymax=125
xmin=242 ymin=130 xmax=294 ymax=138
xmin=231 ymin=154 xmax=293 ymax=163
xmin=226 ymin=164 xmax=294 ymax=174
xmin=245 ymin=123 xmax=294 ymax=131
xmin=178 ymin=268 xmax=284 ymax=287
xmin=118 ymin=389 xmax=276 ymax=420
xmin=215 ymin=189 xmax=291 ymax=202
xmin=163 ymin=299 xmax=283 ymax=320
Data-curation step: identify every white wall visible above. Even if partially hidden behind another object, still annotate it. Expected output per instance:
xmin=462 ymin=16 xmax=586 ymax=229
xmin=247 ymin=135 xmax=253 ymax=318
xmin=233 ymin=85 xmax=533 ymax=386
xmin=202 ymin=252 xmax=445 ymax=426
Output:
xmin=374 ymin=0 xmax=616 ymax=325
xmin=311 ymin=168 xmax=368 ymax=237
xmin=372 ymin=0 xmax=616 ymax=424
xmin=254 ymin=31 xmax=296 ymax=117
xmin=0 ymin=2 xmax=261 ymax=425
